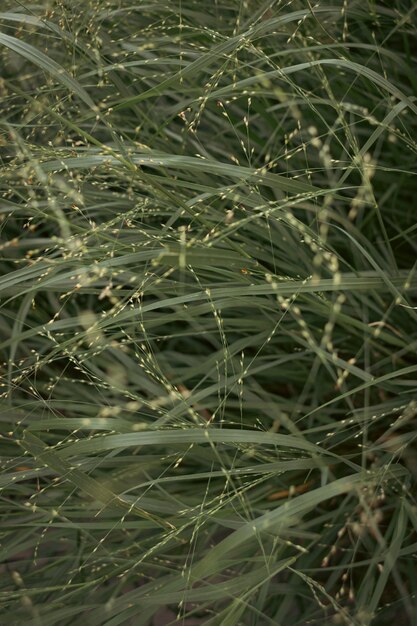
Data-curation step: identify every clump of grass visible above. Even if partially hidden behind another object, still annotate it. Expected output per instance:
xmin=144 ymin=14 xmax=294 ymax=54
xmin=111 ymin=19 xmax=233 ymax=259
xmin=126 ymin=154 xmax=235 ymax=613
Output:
xmin=0 ymin=1 xmax=416 ymax=624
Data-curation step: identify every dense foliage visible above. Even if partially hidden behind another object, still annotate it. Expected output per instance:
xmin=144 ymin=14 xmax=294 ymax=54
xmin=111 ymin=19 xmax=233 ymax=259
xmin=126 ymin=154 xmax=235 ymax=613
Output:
xmin=1 ymin=1 xmax=416 ymax=624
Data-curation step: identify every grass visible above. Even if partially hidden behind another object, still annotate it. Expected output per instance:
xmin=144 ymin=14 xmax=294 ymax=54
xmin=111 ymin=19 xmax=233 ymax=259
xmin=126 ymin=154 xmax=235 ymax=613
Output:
xmin=0 ymin=1 xmax=416 ymax=624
